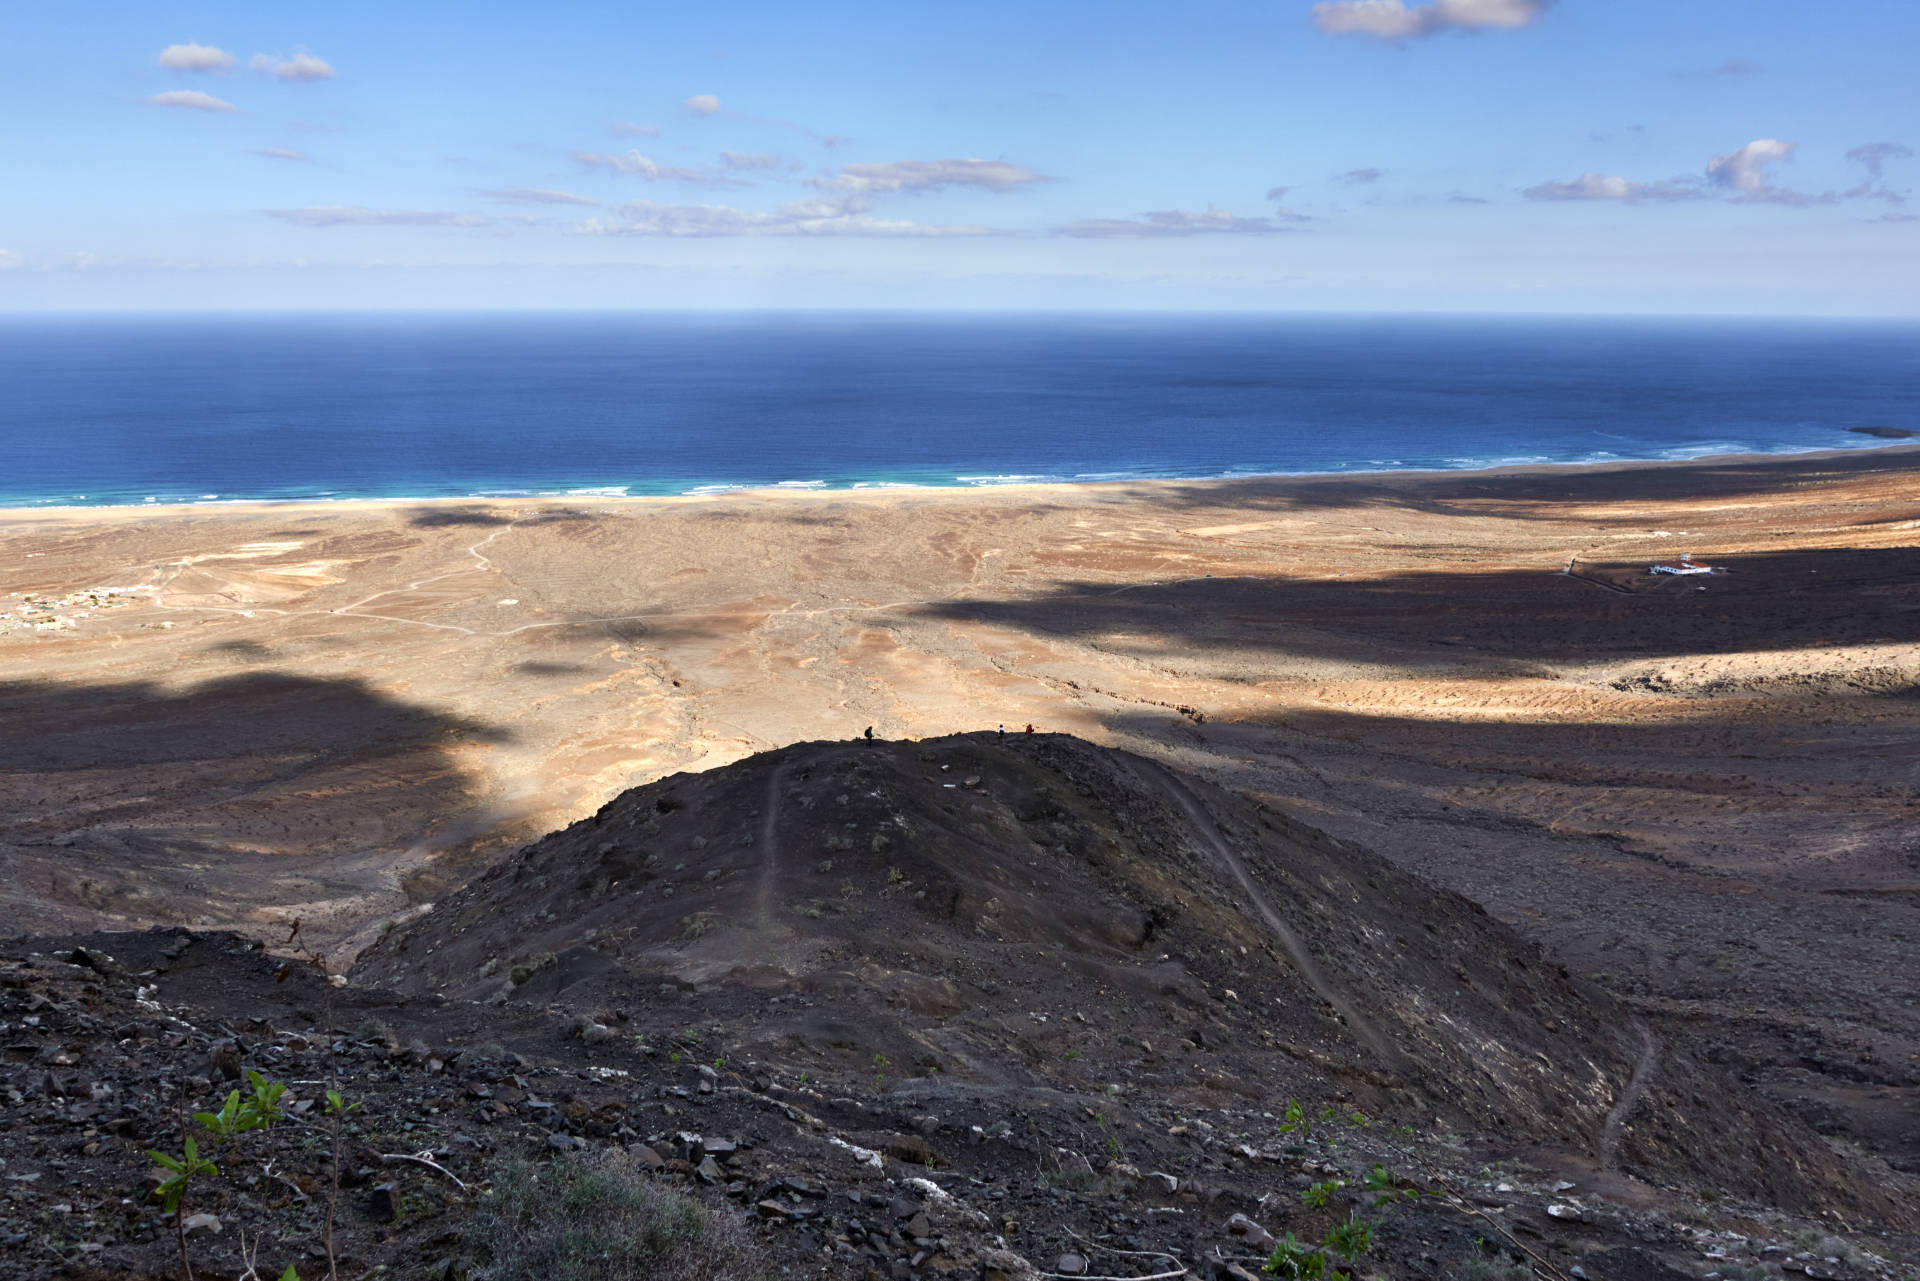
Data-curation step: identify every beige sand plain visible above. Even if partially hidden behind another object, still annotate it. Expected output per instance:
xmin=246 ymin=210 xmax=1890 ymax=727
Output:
xmin=2 ymin=448 xmax=1917 ymax=1151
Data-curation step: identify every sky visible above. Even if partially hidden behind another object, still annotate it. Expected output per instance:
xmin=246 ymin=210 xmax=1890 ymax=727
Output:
xmin=2 ymin=0 xmax=1915 ymax=313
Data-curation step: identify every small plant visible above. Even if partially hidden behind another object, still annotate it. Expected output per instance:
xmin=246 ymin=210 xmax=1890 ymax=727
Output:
xmin=323 ymin=1087 xmax=362 ymax=1281
xmin=1458 ymin=1256 xmax=1531 ymax=1281
xmin=1323 ymin=1214 xmax=1376 ymax=1261
xmin=1302 ymin=1178 xmax=1344 ymax=1208
xmin=147 ymin=1131 xmax=216 ymax=1213
xmin=712 ymin=1057 xmax=725 ymax=1071
xmin=1279 ymin=1098 xmax=1310 ymax=1136
xmin=872 ymin=1052 xmax=889 ymax=1089
xmin=195 ymin=1070 xmax=287 ymax=1139
xmin=1362 ymin=1164 xmax=1428 ymax=1208
xmin=466 ymin=1150 xmax=773 ymax=1280
xmin=150 ymin=1068 xmax=294 ymax=1281
xmin=1266 ymin=1232 xmax=1342 ymax=1280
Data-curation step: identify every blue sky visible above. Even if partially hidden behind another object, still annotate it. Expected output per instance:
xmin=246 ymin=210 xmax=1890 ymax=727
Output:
xmin=2 ymin=0 xmax=1914 ymax=312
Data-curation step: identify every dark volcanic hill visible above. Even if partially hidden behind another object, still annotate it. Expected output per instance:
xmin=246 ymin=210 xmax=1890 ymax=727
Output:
xmin=356 ymin=732 xmax=1886 ymax=1222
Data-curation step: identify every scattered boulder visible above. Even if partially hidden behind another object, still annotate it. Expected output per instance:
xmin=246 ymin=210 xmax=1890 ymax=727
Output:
xmin=363 ymin=1183 xmax=397 ymax=1223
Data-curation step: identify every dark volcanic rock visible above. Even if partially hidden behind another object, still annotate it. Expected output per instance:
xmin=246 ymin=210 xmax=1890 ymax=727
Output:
xmin=355 ymin=733 xmax=1897 ymax=1225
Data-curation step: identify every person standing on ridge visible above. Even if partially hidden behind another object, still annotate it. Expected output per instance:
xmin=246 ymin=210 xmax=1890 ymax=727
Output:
xmin=863 ymin=725 xmax=874 ymax=742
xmin=1024 ymin=723 xmax=1035 ymax=735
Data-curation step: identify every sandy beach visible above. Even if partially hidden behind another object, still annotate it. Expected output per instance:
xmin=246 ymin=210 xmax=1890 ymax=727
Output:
xmin=3 ymin=446 xmax=1918 ymax=1158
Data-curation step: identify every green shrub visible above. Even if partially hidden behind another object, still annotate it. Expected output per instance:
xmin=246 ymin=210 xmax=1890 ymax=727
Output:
xmin=1453 ymin=1256 xmax=1530 ymax=1281
xmin=466 ymin=1150 xmax=772 ymax=1281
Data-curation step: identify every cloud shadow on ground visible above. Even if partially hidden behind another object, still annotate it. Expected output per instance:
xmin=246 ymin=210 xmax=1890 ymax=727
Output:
xmin=909 ymin=544 xmax=1920 ymax=673
xmin=0 ymin=672 xmax=514 ymax=946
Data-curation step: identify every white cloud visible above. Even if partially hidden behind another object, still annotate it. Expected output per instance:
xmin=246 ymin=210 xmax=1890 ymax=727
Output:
xmin=1312 ymin=0 xmax=1548 ymax=40
xmin=1522 ymin=172 xmax=1702 ymax=202
xmin=572 ymin=150 xmax=723 ymax=183
xmin=145 ymin=89 xmax=239 ymax=113
xmin=253 ymin=147 xmax=311 ymax=162
xmin=685 ymin=94 xmax=722 ymax=115
xmin=576 ymin=193 xmax=988 ymax=238
xmin=1055 ymin=207 xmax=1298 ymax=238
xmin=721 ymin=150 xmax=780 ymax=171
xmin=0 ymin=249 xmax=20 ymax=271
xmin=158 ymin=42 xmax=235 ymax=72
xmin=1525 ymin=141 xmax=1843 ymax=207
xmin=811 ymin=158 xmax=1045 ymax=194
xmin=1707 ymin=138 xmax=1794 ymax=194
xmin=1265 ymin=185 xmax=1292 ymax=201
xmin=252 ymin=52 xmax=336 ymax=81
xmin=1339 ymin=167 xmax=1384 ymax=185
xmin=611 ymin=121 xmax=661 ymax=138
xmin=266 ymin=206 xmax=487 ymax=227
xmin=481 ymin=187 xmax=600 ymax=206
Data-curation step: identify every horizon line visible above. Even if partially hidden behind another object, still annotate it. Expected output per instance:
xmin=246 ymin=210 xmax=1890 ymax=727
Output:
xmin=4 ymin=305 xmax=1919 ymax=322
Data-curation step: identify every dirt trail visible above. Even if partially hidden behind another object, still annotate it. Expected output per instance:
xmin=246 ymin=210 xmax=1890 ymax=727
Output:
xmin=1130 ymin=757 xmax=1402 ymax=1070
xmin=1600 ymin=1021 xmax=1661 ymax=1168
xmin=754 ymin=760 xmax=790 ymax=930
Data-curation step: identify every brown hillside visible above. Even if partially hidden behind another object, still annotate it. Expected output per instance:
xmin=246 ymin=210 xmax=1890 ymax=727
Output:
xmin=356 ymin=732 xmax=1891 ymax=1223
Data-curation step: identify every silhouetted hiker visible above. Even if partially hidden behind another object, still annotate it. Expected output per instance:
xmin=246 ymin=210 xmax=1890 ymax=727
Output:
xmin=997 ymin=724 xmax=1005 ymax=737
xmin=863 ymin=725 xmax=874 ymax=742
xmin=1024 ymin=723 xmax=1035 ymax=735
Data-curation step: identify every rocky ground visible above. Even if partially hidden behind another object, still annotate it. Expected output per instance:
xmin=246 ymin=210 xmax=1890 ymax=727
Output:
xmin=3 ymin=736 xmax=1914 ymax=1280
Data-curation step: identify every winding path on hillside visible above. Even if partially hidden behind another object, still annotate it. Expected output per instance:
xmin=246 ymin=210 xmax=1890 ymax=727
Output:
xmin=1600 ymin=1020 xmax=1660 ymax=1168
xmin=1130 ymin=758 xmax=1401 ymax=1070
xmin=754 ymin=759 xmax=790 ymax=931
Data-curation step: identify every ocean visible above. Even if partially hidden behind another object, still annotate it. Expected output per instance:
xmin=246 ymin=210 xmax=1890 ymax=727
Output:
xmin=0 ymin=313 xmax=1913 ymax=509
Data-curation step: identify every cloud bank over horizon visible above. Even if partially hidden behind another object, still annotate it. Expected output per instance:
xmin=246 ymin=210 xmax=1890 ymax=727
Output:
xmin=1312 ymin=0 xmax=1548 ymax=40
xmin=577 ymin=194 xmax=990 ymax=238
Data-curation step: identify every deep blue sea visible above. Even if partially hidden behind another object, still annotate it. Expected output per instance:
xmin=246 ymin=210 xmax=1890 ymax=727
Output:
xmin=1 ymin=313 xmax=1914 ymax=508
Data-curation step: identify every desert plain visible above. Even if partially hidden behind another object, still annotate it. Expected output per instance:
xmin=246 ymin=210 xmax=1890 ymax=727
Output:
xmin=2 ymin=446 xmax=1917 ymax=1183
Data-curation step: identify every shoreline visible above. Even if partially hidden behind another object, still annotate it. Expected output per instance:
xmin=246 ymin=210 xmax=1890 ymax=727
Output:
xmin=3 ymin=439 xmax=1916 ymax=522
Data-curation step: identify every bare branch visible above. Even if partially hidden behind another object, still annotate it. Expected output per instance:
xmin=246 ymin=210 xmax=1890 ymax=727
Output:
xmin=377 ymin=1149 xmax=469 ymax=1192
